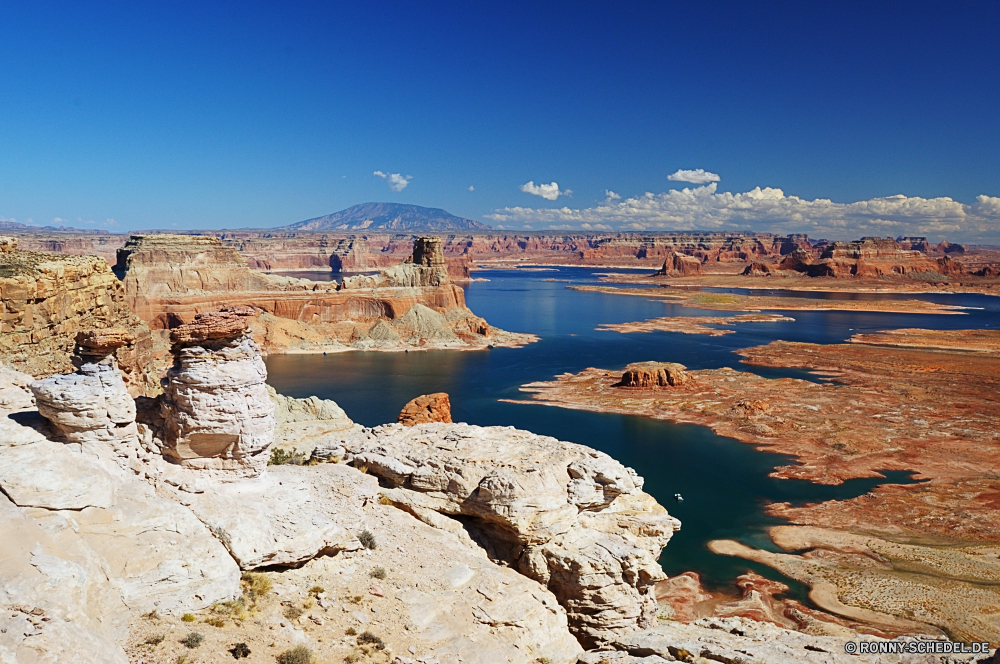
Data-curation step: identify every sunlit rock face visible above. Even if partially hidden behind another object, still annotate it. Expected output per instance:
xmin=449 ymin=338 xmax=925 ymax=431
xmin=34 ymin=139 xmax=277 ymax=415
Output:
xmin=30 ymin=329 xmax=139 ymax=449
xmin=159 ymin=308 xmax=275 ymax=476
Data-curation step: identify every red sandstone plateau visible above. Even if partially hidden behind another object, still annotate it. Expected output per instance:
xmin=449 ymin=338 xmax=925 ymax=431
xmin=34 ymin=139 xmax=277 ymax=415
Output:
xmin=509 ymin=331 xmax=1000 ymax=643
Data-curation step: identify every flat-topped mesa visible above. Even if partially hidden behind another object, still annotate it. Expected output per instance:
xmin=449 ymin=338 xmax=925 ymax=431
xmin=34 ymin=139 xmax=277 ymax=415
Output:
xmin=656 ymin=251 xmax=703 ymax=277
xmin=30 ymin=328 xmax=139 ymax=448
xmin=746 ymin=238 xmax=969 ymax=279
xmin=160 ymin=308 xmax=275 ymax=476
xmin=618 ymin=362 xmax=691 ymax=388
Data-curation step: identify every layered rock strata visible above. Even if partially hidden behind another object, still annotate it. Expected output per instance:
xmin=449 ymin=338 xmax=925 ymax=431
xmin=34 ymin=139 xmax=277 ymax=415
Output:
xmin=115 ymin=233 xmax=532 ymax=353
xmin=398 ymin=392 xmax=453 ymax=426
xmin=159 ymin=309 xmax=275 ymax=476
xmin=322 ymin=422 xmax=681 ymax=648
xmin=0 ymin=239 xmax=157 ymax=394
xmin=655 ymin=251 xmax=703 ymax=277
xmin=618 ymin=362 xmax=690 ymax=388
xmin=743 ymin=237 xmax=968 ymax=279
xmin=29 ymin=329 xmax=139 ymax=448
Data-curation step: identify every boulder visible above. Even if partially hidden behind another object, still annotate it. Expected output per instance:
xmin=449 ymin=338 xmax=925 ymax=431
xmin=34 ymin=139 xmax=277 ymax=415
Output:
xmin=160 ymin=310 xmax=275 ymax=476
xmin=398 ymin=392 xmax=453 ymax=426
xmin=618 ymin=362 xmax=690 ymax=388
xmin=269 ymin=385 xmax=358 ymax=456
xmin=326 ymin=422 xmax=681 ymax=648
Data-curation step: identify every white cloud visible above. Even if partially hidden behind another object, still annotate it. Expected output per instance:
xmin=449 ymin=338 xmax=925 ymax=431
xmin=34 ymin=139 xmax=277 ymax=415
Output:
xmin=486 ymin=183 xmax=1000 ymax=242
xmin=520 ymin=181 xmax=571 ymax=201
xmin=106 ymin=218 xmax=116 ymax=226
xmin=374 ymin=170 xmax=412 ymax=192
xmin=667 ymin=168 xmax=721 ymax=184
xmin=52 ymin=217 xmax=65 ymax=222
xmin=468 ymin=185 xmax=475 ymax=191
xmin=605 ymin=190 xmax=621 ymax=200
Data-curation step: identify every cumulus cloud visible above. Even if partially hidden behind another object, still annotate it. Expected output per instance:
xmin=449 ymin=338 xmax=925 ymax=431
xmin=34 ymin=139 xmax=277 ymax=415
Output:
xmin=374 ymin=170 xmax=412 ymax=192
xmin=468 ymin=185 xmax=475 ymax=191
xmin=667 ymin=168 xmax=721 ymax=184
xmin=486 ymin=183 xmax=1000 ymax=243
xmin=520 ymin=181 xmax=571 ymax=201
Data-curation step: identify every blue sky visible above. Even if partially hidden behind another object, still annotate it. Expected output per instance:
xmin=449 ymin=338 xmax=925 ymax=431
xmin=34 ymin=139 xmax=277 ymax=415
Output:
xmin=1 ymin=1 xmax=998 ymax=240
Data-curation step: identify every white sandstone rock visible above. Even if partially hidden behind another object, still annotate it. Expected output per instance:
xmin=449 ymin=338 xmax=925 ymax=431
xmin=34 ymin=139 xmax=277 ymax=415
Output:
xmin=0 ymin=441 xmax=118 ymax=509
xmin=160 ymin=333 xmax=275 ymax=476
xmin=30 ymin=356 xmax=138 ymax=447
xmin=328 ymin=422 xmax=681 ymax=648
xmin=180 ymin=463 xmax=368 ymax=568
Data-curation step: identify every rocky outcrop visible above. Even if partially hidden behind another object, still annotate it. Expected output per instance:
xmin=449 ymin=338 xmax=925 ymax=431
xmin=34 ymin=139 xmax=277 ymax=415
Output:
xmin=0 ymin=242 xmax=157 ymax=395
xmin=29 ymin=329 xmax=139 ymax=449
xmin=602 ymin=616 xmax=978 ymax=664
xmin=323 ymin=422 xmax=681 ymax=648
xmin=269 ymin=385 xmax=357 ymax=456
xmin=398 ymin=392 xmax=452 ymax=426
xmin=655 ymin=252 xmax=703 ymax=277
xmin=158 ymin=309 xmax=275 ymax=476
xmin=1 ymin=348 xmax=585 ymax=662
xmin=617 ymin=362 xmax=690 ymax=388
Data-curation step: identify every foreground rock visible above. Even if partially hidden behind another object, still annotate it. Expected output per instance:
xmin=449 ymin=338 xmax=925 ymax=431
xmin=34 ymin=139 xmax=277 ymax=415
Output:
xmin=398 ymin=392 xmax=452 ymax=426
xmin=603 ymin=617 xmax=986 ymax=664
xmin=30 ymin=329 xmax=139 ymax=448
xmin=158 ymin=309 xmax=275 ymax=476
xmin=322 ymin=422 xmax=681 ymax=648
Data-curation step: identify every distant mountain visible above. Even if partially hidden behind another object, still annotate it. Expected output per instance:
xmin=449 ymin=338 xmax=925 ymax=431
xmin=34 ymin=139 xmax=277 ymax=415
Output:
xmin=0 ymin=220 xmax=109 ymax=233
xmin=283 ymin=203 xmax=492 ymax=232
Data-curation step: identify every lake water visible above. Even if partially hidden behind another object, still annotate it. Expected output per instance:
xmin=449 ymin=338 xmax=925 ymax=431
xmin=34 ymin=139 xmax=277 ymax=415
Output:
xmin=265 ymin=267 xmax=1000 ymax=598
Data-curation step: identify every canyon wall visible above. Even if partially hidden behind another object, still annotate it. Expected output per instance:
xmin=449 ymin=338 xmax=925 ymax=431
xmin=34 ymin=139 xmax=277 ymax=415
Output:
xmin=116 ymin=234 xmax=532 ymax=352
xmin=0 ymin=237 xmax=158 ymax=395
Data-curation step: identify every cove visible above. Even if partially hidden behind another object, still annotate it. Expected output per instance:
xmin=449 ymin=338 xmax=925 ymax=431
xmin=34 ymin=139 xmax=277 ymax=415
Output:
xmin=265 ymin=267 xmax=988 ymax=598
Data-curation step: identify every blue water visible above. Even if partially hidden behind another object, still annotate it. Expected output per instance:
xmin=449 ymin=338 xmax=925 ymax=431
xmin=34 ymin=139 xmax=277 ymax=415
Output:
xmin=265 ymin=267 xmax=999 ymax=597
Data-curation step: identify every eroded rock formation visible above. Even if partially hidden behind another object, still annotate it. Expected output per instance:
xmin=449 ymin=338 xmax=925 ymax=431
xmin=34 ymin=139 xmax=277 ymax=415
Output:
xmin=323 ymin=422 xmax=681 ymax=648
xmin=656 ymin=251 xmax=703 ymax=277
xmin=398 ymin=392 xmax=452 ymax=426
xmin=158 ymin=308 xmax=275 ymax=476
xmin=116 ymin=233 xmax=533 ymax=352
xmin=0 ymin=239 xmax=157 ymax=395
xmin=618 ymin=361 xmax=690 ymax=388
xmin=30 ymin=329 xmax=138 ymax=448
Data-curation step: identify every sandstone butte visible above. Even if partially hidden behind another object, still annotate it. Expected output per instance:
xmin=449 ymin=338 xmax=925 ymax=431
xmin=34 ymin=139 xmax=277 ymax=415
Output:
xmin=511 ymin=331 xmax=1000 ymax=645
